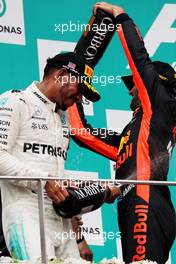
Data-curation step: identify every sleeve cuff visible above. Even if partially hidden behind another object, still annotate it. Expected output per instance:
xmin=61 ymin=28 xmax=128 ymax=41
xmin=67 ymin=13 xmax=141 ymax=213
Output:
xmin=115 ymin=13 xmax=131 ymax=24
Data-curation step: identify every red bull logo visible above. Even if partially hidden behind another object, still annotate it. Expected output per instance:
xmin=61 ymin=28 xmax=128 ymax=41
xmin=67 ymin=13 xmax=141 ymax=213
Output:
xmin=117 ymin=130 xmax=131 ymax=155
xmin=132 ymin=204 xmax=148 ymax=262
xmin=116 ymin=130 xmax=132 ymax=170
xmin=116 ymin=143 xmax=133 ymax=169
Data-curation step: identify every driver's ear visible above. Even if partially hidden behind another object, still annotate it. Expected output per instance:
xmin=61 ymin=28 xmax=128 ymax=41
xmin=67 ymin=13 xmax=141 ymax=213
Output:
xmin=61 ymin=68 xmax=69 ymax=75
xmin=55 ymin=68 xmax=68 ymax=77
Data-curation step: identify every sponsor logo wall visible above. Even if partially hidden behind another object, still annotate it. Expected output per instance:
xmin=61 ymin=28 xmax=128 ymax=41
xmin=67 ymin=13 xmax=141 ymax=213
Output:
xmin=0 ymin=0 xmax=175 ymax=262
xmin=0 ymin=0 xmax=25 ymax=45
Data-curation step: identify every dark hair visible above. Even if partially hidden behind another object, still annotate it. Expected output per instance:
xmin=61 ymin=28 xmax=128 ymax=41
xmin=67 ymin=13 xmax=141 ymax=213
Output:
xmin=43 ymin=60 xmax=62 ymax=79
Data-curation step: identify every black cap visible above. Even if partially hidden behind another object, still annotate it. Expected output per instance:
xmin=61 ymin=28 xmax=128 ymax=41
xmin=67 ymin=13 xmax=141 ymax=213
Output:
xmin=121 ymin=61 xmax=176 ymax=94
xmin=46 ymin=52 xmax=100 ymax=102
xmin=153 ymin=61 xmax=176 ymax=94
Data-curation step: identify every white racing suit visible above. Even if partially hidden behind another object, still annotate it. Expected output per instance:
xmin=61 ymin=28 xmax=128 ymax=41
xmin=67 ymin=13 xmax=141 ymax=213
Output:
xmin=0 ymin=82 xmax=79 ymax=263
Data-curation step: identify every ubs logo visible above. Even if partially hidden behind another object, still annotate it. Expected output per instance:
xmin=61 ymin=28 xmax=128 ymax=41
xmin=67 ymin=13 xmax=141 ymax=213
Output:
xmin=31 ymin=122 xmax=48 ymax=130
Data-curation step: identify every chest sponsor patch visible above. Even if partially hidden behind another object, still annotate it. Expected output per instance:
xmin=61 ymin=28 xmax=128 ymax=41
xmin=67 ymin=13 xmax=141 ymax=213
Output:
xmin=23 ymin=143 xmax=67 ymax=160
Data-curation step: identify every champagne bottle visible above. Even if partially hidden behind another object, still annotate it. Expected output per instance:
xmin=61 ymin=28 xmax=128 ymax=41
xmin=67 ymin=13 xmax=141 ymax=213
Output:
xmin=74 ymin=9 xmax=116 ymax=67
xmin=53 ymin=183 xmax=110 ymax=218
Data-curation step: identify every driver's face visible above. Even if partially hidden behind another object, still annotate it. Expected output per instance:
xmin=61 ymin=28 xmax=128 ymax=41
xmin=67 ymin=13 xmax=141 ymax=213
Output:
xmin=57 ymin=73 xmax=83 ymax=110
xmin=60 ymin=82 xmax=82 ymax=111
